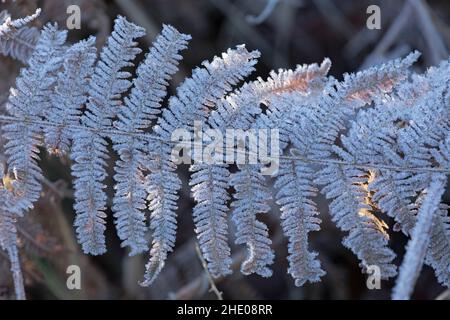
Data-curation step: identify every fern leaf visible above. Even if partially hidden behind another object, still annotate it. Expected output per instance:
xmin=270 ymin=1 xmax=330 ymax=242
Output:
xmin=112 ymin=25 xmax=190 ymax=255
xmin=190 ymin=163 xmax=232 ymax=277
xmin=155 ymin=45 xmax=260 ymax=139
xmin=44 ymin=37 xmax=97 ymax=155
xmin=141 ymin=140 xmax=180 ymax=286
xmin=316 ymin=165 xmax=397 ymax=278
xmin=0 ymin=9 xmax=41 ymax=63
xmin=209 ymin=58 xmax=331 ymax=132
xmin=340 ymin=99 xmax=416 ymax=232
xmin=0 ymin=206 xmax=24 ymax=300
xmin=2 ymin=23 xmax=67 ymax=214
xmin=275 ymin=158 xmax=325 ymax=286
xmin=423 ymin=204 xmax=450 ymax=288
xmin=339 ymin=51 xmax=420 ymax=108
xmin=0 ymin=13 xmax=448 ymax=298
xmin=229 ymin=60 xmax=331 ymax=277
xmin=71 ymin=16 xmax=145 ymax=255
xmin=302 ymin=53 xmax=420 ymax=278
xmin=0 ymin=162 xmax=25 ymax=300
xmin=187 ymin=48 xmax=261 ymax=278
xmin=142 ymin=45 xmax=260 ymax=285
xmin=339 ymin=58 xmax=449 ymax=286
xmin=230 ymin=165 xmax=274 ymax=277
xmin=392 ymin=174 xmax=447 ymax=300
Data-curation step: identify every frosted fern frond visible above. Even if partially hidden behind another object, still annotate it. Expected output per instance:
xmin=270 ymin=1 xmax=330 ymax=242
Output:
xmin=339 ymin=101 xmax=416 ymax=233
xmin=143 ymin=45 xmax=260 ymax=285
xmin=292 ymin=53 xmax=421 ymax=279
xmin=342 ymin=96 xmax=450 ymax=284
xmin=142 ymin=139 xmax=180 ymax=286
xmin=44 ymin=37 xmax=97 ymax=155
xmin=0 ymin=206 xmax=24 ymax=300
xmin=0 ymin=12 xmax=449 ymax=300
xmin=0 ymin=9 xmax=40 ymax=63
xmin=190 ymin=60 xmax=330 ymax=279
xmin=210 ymin=58 xmax=331 ymax=132
xmin=409 ymin=192 xmax=450 ymax=288
xmin=71 ymin=16 xmax=145 ymax=255
xmin=0 ymin=161 xmax=25 ymax=300
xmin=421 ymin=135 xmax=450 ymax=288
xmin=2 ymin=23 xmax=67 ymax=214
xmin=275 ymin=158 xmax=325 ymax=286
xmin=189 ymin=163 xmax=232 ymax=277
xmin=231 ymin=165 xmax=274 ymax=277
xmin=392 ymin=174 xmax=447 ymax=300
xmin=316 ymin=166 xmax=397 ymax=278
xmin=0 ymin=162 xmax=24 ymax=300
xmin=232 ymin=52 xmax=408 ymax=278
xmin=112 ymin=25 xmax=190 ymax=255
xmin=339 ymin=51 xmax=421 ymax=108
xmin=154 ymin=45 xmax=260 ymax=139
xmin=229 ymin=61 xmax=332 ymax=278
xmin=333 ymin=58 xmax=449 ymax=286
xmin=426 ymin=205 xmax=450 ymax=287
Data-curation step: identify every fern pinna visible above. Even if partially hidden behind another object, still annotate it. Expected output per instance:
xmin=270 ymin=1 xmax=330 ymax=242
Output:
xmin=0 ymin=10 xmax=449 ymax=300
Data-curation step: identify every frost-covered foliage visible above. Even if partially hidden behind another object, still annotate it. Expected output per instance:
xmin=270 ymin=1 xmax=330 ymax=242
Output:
xmin=71 ymin=16 xmax=145 ymax=256
xmin=0 ymin=11 xmax=449 ymax=300
xmin=143 ymin=45 xmax=260 ymax=285
xmin=0 ymin=164 xmax=25 ymax=300
xmin=0 ymin=9 xmax=41 ymax=63
xmin=3 ymin=23 xmax=67 ymax=214
xmin=113 ymin=25 xmax=190 ymax=258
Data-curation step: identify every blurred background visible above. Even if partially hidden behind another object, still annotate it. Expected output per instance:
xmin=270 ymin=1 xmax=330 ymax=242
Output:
xmin=0 ymin=0 xmax=449 ymax=300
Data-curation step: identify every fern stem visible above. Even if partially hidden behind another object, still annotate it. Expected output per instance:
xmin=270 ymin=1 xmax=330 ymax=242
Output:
xmin=8 ymin=245 xmax=26 ymax=300
xmin=0 ymin=115 xmax=447 ymax=174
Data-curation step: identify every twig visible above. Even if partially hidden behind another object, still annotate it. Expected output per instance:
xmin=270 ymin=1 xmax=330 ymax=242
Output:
xmin=361 ymin=1 xmax=413 ymax=68
xmin=194 ymin=243 xmax=223 ymax=300
xmin=40 ymin=177 xmax=69 ymax=199
xmin=344 ymin=0 xmax=401 ymax=59
xmin=16 ymin=224 xmax=52 ymax=254
xmin=436 ymin=290 xmax=450 ymax=300
xmin=409 ymin=0 xmax=447 ymax=65
xmin=171 ymin=232 xmax=283 ymax=300
xmin=246 ymin=0 xmax=279 ymax=25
